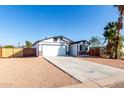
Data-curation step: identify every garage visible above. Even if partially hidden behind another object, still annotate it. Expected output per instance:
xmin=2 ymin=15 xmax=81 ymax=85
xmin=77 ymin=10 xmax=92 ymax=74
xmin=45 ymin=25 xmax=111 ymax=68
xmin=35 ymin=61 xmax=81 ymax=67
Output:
xmin=42 ymin=45 xmax=66 ymax=56
xmin=32 ymin=36 xmax=73 ymax=57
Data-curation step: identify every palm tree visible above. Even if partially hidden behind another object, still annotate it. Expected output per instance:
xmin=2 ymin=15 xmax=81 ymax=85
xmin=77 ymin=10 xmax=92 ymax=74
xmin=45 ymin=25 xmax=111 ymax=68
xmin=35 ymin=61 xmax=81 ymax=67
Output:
xmin=114 ymin=5 xmax=124 ymax=58
xmin=103 ymin=22 xmax=118 ymax=58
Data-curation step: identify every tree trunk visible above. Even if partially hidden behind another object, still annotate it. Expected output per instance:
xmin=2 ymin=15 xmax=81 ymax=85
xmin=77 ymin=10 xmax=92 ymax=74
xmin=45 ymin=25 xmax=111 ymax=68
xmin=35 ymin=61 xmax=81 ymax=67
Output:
xmin=115 ymin=45 xmax=118 ymax=59
xmin=115 ymin=31 xmax=120 ymax=59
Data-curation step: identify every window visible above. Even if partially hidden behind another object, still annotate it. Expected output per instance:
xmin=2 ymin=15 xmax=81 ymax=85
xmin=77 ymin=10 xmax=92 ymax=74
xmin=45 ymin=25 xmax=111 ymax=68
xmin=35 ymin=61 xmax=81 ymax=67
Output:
xmin=80 ymin=45 xmax=82 ymax=51
xmin=54 ymin=38 xmax=57 ymax=42
xmin=79 ymin=45 xmax=88 ymax=51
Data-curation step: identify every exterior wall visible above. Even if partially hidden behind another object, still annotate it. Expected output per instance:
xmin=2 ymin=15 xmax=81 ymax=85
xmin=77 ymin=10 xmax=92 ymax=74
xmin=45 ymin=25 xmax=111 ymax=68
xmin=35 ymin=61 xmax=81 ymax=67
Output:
xmin=70 ymin=44 xmax=77 ymax=56
xmin=77 ymin=43 xmax=90 ymax=56
xmin=39 ymin=44 xmax=42 ymax=56
xmin=37 ymin=38 xmax=69 ymax=56
xmin=39 ymin=38 xmax=69 ymax=44
xmin=41 ymin=38 xmax=54 ymax=43
xmin=57 ymin=38 xmax=68 ymax=43
xmin=57 ymin=38 xmax=70 ymax=54
xmin=77 ymin=43 xmax=90 ymax=52
xmin=32 ymin=37 xmax=90 ymax=57
xmin=32 ymin=43 xmax=39 ymax=56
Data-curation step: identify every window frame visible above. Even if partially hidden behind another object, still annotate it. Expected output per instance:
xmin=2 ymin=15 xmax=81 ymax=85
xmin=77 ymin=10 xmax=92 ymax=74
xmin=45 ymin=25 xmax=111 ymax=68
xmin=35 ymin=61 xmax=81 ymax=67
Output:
xmin=53 ymin=38 xmax=57 ymax=42
xmin=79 ymin=44 xmax=88 ymax=51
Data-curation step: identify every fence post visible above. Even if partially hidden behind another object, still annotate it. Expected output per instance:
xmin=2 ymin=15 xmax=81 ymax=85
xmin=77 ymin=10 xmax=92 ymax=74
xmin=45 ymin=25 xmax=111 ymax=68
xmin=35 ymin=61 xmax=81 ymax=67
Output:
xmin=0 ymin=48 xmax=2 ymax=58
xmin=12 ymin=48 xmax=15 ymax=58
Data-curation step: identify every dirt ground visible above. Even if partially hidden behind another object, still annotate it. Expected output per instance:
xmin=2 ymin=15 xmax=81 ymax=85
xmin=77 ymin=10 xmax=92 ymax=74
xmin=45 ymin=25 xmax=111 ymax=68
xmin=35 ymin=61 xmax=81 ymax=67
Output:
xmin=0 ymin=57 xmax=79 ymax=88
xmin=78 ymin=56 xmax=124 ymax=70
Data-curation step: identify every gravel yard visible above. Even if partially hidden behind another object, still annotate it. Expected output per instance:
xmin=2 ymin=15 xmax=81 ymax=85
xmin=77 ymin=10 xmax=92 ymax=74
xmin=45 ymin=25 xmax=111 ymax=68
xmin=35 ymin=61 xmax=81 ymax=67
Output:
xmin=0 ymin=57 xmax=79 ymax=88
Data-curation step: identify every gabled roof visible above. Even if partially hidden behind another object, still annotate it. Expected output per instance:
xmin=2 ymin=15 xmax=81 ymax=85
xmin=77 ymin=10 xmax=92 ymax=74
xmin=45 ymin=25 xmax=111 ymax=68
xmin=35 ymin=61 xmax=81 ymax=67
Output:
xmin=32 ymin=35 xmax=74 ymax=46
xmin=71 ymin=40 xmax=91 ymax=44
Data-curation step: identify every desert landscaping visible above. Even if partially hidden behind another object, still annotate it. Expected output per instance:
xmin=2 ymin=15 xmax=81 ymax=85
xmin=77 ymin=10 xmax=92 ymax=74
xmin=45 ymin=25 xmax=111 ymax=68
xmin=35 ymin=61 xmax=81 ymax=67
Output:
xmin=0 ymin=57 xmax=79 ymax=88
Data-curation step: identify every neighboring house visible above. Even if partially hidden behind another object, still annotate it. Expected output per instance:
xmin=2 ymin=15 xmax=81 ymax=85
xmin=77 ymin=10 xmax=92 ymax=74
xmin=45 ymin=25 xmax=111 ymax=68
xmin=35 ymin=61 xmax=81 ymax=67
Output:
xmin=32 ymin=36 xmax=91 ymax=57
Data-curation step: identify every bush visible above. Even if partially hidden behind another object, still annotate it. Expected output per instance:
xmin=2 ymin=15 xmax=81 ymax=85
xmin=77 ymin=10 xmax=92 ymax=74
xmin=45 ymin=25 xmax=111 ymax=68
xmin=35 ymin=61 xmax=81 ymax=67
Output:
xmin=3 ymin=45 xmax=15 ymax=48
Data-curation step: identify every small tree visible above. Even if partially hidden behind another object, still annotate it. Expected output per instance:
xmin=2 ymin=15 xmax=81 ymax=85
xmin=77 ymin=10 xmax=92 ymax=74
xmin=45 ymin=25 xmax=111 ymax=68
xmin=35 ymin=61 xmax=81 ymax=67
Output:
xmin=3 ymin=45 xmax=15 ymax=48
xmin=89 ymin=36 xmax=102 ymax=47
xmin=25 ymin=41 xmax=32 ymax=48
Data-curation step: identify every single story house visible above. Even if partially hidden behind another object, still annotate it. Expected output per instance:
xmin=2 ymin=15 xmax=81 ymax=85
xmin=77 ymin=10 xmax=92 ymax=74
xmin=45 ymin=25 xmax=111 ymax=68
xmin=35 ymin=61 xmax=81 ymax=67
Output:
xmin=32 ymin=36 xmax=91 ymax=57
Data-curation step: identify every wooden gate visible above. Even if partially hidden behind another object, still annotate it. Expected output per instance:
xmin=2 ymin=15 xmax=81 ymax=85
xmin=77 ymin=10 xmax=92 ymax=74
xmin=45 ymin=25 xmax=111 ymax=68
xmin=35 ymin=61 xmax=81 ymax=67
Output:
xmin=89 ymin=48 xmax=100 ymax=56
xmin=13 ymin=48 xmax=23 ymax=57
xmin=23 ymin=48 xmax=36 ymax=57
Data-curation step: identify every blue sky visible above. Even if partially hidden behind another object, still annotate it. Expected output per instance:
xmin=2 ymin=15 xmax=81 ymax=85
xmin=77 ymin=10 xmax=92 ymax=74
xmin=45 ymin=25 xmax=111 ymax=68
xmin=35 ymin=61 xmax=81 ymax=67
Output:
xmin=0 ymin=5 xmax=123 ymax=46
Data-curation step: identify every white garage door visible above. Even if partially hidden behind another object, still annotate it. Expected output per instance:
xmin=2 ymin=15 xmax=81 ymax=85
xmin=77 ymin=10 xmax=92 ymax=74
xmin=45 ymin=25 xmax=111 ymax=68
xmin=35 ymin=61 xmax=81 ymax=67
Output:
xmin=42 ymin=45 xmax=66 ymax=56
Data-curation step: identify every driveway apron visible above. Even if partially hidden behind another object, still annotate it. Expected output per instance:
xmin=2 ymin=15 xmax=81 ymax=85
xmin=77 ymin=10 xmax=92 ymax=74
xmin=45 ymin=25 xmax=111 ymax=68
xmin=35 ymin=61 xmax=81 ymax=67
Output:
xmin=44 ymin=56 xmax=124 ymax=87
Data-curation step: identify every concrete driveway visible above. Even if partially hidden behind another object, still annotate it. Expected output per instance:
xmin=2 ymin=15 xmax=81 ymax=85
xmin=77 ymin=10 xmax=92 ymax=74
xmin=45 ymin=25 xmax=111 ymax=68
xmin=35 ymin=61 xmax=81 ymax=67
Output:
xmin=44 ymin=56 xmax=124 ymax=87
